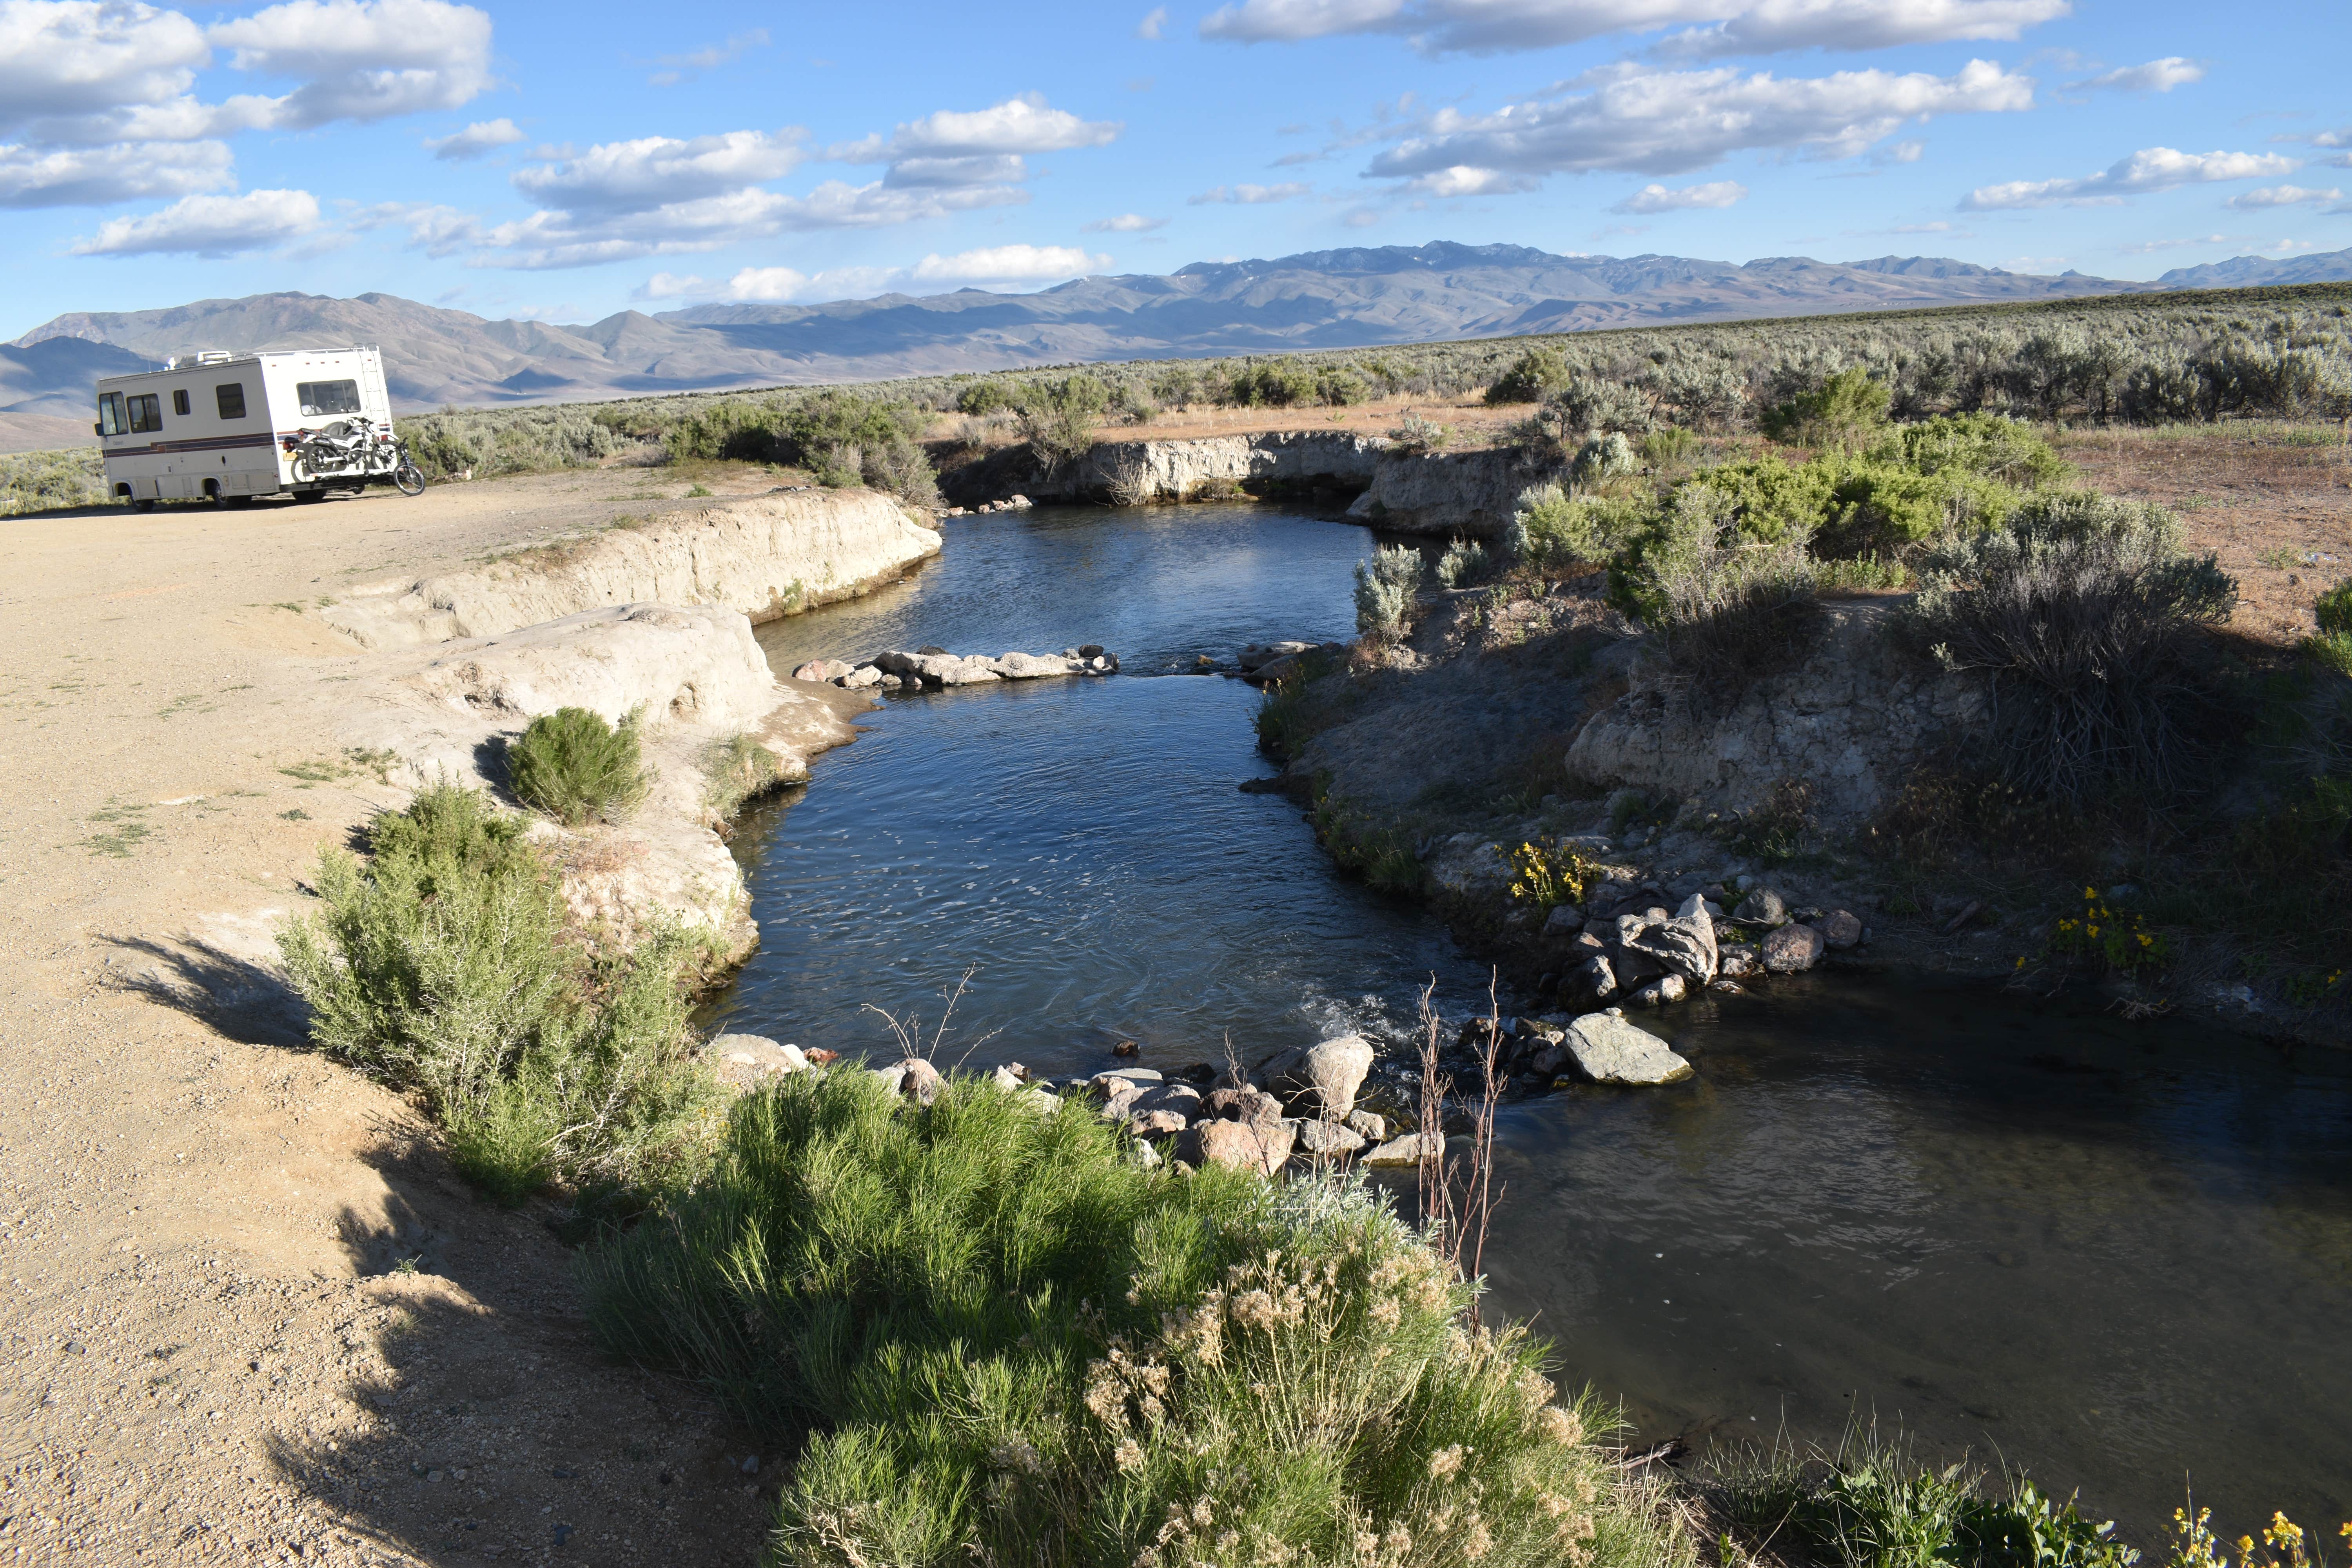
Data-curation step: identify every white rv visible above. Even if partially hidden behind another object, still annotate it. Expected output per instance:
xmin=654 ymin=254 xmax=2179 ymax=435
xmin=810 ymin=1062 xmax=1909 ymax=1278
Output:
xmin=95 ymin=345 xmax=423 ymax=510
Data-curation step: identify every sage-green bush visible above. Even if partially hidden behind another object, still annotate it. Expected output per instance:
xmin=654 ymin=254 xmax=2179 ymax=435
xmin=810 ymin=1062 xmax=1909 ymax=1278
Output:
xmin=1354 ymin=543 xmax=1421 ymax=635
xmin=583 ymin=1069 xmax=1665 ymax=1568
xmin=275 ymin=784 xmax=721 ymax=1203
xmin=1911 ymin=493 xmax=2237 ymax=803
xmin=507 ymin=706 xmax=654 ymax=826
xmin=0 ymin=446 xmax=107 ymax=514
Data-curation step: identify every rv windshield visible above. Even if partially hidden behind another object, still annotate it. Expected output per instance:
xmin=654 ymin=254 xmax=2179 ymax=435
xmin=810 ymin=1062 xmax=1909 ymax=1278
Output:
xmin=296 ymin=379 xmax=361 ymax=416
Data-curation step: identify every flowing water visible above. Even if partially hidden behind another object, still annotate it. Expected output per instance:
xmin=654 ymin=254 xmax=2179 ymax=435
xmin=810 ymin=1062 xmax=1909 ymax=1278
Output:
xmin=711 ymin=503 xmax=2352 ymax=1539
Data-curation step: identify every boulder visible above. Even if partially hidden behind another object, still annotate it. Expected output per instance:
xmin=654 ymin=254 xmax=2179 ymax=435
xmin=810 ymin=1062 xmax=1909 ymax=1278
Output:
xmin=1255 ymin=1034 xmax=1376 ymax=1118
xmin=840 ymin=664 xmax=883 ymax=690
xmin=1131 ymin=1108 xmax=1190 ymax=1137
xmin=1344 ymin=1109 xmax=1387 ymax=1142
xmin=1575 ymin=953 xmax=1618 ymax=1001
xmin=708 ymin=1034 xmax=809 ymax=1092
xmin=1180 ymin=1119 xmax=1268 ymax=1174
xmin=1821 ymin=910 xmax=1864 ymax=949
xmin=1563 ymin=1014 xmax=1695 ymax=1086
xmin=1761 ymin=923 xmax=1826 ymax=973
xmin=1125 ymin=1084 xmax=1202 ymax=1122
xmin=1239 ymin=641 xmax=1313 ymax=671
xmin=869 ymin=1063 xmax=908 ymax=1095
xmin=1295 ymin=1119 xmax=1367 ymax=1156
xmin=791 ymin=658 xmax=852 ymax=684
xmin=1361 ymin=1132 xmax=1439 ymax=1167
xmin=1733 ymin=887 xmax=1788 ymax=926
xmin=1091 ymin=1068 xmax=1164 ymax=1092
xmin=899 ymin=1057 xmax=942 ymax=1106
xmin=1541 ymin=905 xmax=1585 ymax=938
xmin=1719 ymin=945 xmax=1759 ymax=978
xmin=1623 ymin=895 xmax=1717 ymax=982
xmin=996 ymin=651 xmax=1076 ymax=680
xmin=991 ymin=1064 xmax=1027 ymax=1092
xmin=1630 ymin=975 xmax=1688 ymax=1008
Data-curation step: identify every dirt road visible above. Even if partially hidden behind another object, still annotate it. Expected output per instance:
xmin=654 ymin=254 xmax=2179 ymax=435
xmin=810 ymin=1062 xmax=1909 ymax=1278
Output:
xmin=0 ymin=470 xmax=798 ymax=1564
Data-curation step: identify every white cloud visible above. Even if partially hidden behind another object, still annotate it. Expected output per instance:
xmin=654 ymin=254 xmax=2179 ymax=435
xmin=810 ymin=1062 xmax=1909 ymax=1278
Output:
xmin=833 ymin=94 xmax=1121 ymax=162
xmin=1401 ymin=165 xmax=1538 ymax=196
xmin=208 ymin=0 xmax=495 ymax=129
xmin=910 ymin=244 xmax=1110 ymax=283
xmin=349 ymin=198 xmax=481 ymax=255
xmin=2228 ymin=184 xmax=2343 ymax=209
xmin=1137 ymin=5 xmax=1168 ymax=36
xmin=426 ymin=117 xmax=524 ymax=160
xmin=0 ymin=0 xmax=211 ymax=130
xmin=1368 ymin=59 xmax=2032 ymax=185
xmin=1084 ymin=212 xmax=1167 ymax=231
xmin=1189 ymin=180 xmax=1312 ymax=203
xmin=648 ymin=28 xmax=768 ymax=87
xmin=1613 ymin=178 xmax=1746 ymax=211
xmin=1200 ymin=0 xmax=2066 ymax=56
xmin=636 ymin=264 xmax=903 ymax=302
xmin=1962 ymin=147 xmax=2299 ymax=209
xmin=71 ymin=186 xmax=318 ymax=255
xmin=2078 ymin=56 xmax=2203 ymax=93
xmin=0 ymin=136 xmax=232 ymax=206
xmin=1341 ymin=205 xmax=1382 ymax=226
xmin=1655 ymin=0 xmax=2066 ymax=60
xmin=1875 ymin=137 xmax=1924 ymax=163
xmin=2114 ymin=234 xmax=2233 ymax=254
xmin=512 ymin=129 xmax=808 ymax=212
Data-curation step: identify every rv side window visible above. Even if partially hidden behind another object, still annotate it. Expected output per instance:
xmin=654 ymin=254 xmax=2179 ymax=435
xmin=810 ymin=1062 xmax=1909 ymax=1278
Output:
xmin=127 ymin=394 xmax=163 ymax=433
xmin=216 ymin=383 xmax=247 ymax=419
xmin=296 ymin=379 xmax=361 ymax=416
xmin=171 ymin=389 xmax=191 ymax=416
xmin=97 ymin=392 xmax=126 ymax=436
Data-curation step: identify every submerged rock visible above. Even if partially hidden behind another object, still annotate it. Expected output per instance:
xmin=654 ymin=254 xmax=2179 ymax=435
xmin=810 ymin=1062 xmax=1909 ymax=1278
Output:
xmin=1563 ymin=1014 xmax=1694 ymax=1086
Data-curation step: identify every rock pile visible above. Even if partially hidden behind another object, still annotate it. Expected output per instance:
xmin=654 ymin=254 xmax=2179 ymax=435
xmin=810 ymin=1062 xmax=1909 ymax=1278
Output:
xmin=935 ymin=495 xmax=1033 ymax=518
xmin=792 ymin=644 xmax=1119 ymax=691
xmin=1533 ymin=877 xmax=1866 ymax=1010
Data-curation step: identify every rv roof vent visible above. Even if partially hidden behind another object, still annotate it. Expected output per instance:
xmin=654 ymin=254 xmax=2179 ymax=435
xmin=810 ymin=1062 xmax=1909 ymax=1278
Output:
xmin=196 ymin=350 xmax=234 ymax=364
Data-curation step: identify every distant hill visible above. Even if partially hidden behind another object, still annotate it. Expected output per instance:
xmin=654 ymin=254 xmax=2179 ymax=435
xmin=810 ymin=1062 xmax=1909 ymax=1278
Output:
xmin=10 ymin=243 xmax=2145 ymax=416
xmin=2154 ymin=245 xmax=2352 ymax=290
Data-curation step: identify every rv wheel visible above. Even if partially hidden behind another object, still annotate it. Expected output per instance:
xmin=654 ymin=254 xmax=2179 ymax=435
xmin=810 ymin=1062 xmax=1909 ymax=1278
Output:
xmin=295 ymin=491 xmax=324 ymax=505
xmin=132 ymin=500 xmax=156 ymax=514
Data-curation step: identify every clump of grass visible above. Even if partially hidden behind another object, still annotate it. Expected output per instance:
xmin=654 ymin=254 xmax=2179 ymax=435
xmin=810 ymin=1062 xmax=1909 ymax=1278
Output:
xmin=507 ymin=706 xmax=655 ymax=826
xmin=1437 ymin=537 xmax=1491 ymax=587
xmin=276 ymin=784 xmax=722 ymax=1205
xmin=701 ymin=732 xmax=787 ymax=822
xmin=583 ymin=1067 xmax=1666 ymax=1568
xmin=0 ymin=446 xmax=107 ymax=515
xmin=2301 ymin=579 xmax=2352 ymax=675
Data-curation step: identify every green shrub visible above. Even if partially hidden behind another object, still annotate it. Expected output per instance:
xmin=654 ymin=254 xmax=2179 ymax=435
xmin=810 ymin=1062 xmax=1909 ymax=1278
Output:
xmin=1761 ymin=366 xmax=1893 ymax=450
xmin=956 ymin=378 xmax=1016 ymax=416
xmin=508 ymin=706 xmax=655 ymax=826
xmin=1017 ymin=374 xmax=1109 ymax=472
xmin=2316 ymin=580 xmax=2352 ymax=638
xmin=1613 ymin=485 xmax=1822 ymax=685
xmin=1486 ymin=345 xmax=1570 ymax=405
xmin=1354 ymin=543 xmax=1420 ymax=635
xmin=276 ymin=784 xmax=722 ymax=1203
xmin=1437 ymin=537 xmax=1491 ymax=587
xmin=1546 ymin=375 xmax=1657 ymax=436
xmin=1911 ymin=493 xmax=2237 ymax=804
xmin=1710 ymin=1431 xmax=2138 ymax=1568
xmin=583 ymin=1069 xmax=1654 ymax=1568
xmin=1505 ymin=482 xmax=1646 ymax=568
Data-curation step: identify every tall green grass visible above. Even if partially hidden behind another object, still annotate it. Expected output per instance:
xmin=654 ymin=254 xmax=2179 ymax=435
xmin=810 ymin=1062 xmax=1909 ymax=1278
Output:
xmin=583 ymin=1068 xmax=1671 ymax=1568
xmin=506 ymin=706 xmax=655 ymax=826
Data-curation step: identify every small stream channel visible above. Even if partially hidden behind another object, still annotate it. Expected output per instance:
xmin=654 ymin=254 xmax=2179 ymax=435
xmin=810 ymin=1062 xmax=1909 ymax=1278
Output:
xmin=710 ymin=502 xmax=2352 ymax=1540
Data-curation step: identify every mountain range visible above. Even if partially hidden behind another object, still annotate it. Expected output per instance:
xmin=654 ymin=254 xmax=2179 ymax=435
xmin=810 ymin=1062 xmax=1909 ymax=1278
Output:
xmin=6 ymin=240 xmax=2349 ymax=448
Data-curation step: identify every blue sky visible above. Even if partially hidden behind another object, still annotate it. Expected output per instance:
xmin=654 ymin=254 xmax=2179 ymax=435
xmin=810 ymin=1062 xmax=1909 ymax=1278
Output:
xmin=4 ymin=0 xmax=2347 ymax=333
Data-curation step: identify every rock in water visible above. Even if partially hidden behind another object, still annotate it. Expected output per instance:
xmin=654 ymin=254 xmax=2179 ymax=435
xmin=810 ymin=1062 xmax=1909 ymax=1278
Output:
xmin=1761 ymin=923 xmax=1826 ymax=973
xmin=791 ymin=658 xmax=852 ymax=684
xmin=1821 ymin=909 xmax=1864 ymax=949
xmin=1361 ymin=1132 xmax=1439 ymax=1167
xmin=1254 ymin=1033 xmax=1375 ymax=1118
xmin=1563 ymin=1014 xmax=1694 ymax=1085
xmin=1624 ymin=894 xmax=1717 ymax=982
xmin=1295 ymin=1119 xmax=1366 ymax=1156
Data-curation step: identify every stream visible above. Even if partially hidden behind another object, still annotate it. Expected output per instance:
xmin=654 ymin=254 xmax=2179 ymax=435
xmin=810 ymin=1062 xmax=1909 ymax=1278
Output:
xmin=711 ymin=502 xmax=2352 ymax=1540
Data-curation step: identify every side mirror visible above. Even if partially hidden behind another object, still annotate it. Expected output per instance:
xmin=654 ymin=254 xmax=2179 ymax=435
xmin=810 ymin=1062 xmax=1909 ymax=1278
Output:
xmin=93 ymin=422 xmax=102 ymax=436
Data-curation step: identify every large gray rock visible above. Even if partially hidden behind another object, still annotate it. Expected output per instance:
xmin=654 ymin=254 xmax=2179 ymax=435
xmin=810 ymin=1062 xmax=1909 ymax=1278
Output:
xmin=1762 ymin=923 xmax=1826 ymax=973
xmin=1361 ymin=1132 xmax=1439 ymax=1167
xmin=1733 ymin=887 xmax=1788 ymax=926
xmin=1821 ymin=909 xmax=1864 ymax=949
xmin=1624 ymin=895 xmax=1717 ymax=982
xmin=1295 ymin=1119 xmax=1367 ymax=1156
xmin=1563 ymin=1014 xmax=1694 ymax=1086
xmin=1180 ymin=1118 xmax=1270 ymax=1174
xmin=792 ymin=658 xmax=852 ymax=683
xmin=1255 ymin=1033 xmax=1376 ymax=1118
